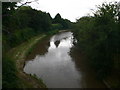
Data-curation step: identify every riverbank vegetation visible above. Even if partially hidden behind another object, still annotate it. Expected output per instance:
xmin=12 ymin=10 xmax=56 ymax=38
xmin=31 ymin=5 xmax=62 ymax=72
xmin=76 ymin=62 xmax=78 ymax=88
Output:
xmin=72 ymin=2 xmax=120 ymax=87
xmin=2 ymin=1 xmax=120 ymax=88
xmin=2 ymin=2 xmax=72 ymax=88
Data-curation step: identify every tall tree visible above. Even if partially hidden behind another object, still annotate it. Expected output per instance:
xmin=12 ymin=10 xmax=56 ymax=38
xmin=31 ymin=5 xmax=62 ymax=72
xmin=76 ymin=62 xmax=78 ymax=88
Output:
xmin=53 ymin=13 xmax=62 ymax=23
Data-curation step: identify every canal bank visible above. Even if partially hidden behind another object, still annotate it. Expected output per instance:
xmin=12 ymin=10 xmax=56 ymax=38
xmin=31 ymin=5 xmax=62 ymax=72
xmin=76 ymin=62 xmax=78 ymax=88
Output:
xmin=7 ymin=34 xmax=47 ymax=88
xmin=6 ymin=29 xmax=61 ymax=88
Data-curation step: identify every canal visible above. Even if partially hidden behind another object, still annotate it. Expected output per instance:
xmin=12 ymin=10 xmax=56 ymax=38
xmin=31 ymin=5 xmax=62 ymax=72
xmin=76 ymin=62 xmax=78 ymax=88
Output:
xmin=24 ymin=31 xmax=106 ymax=88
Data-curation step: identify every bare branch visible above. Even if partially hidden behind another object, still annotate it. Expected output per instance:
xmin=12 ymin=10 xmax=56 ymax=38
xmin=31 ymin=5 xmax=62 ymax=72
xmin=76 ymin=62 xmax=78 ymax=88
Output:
xmin=17 ymin=0 xmax=38 ymax=9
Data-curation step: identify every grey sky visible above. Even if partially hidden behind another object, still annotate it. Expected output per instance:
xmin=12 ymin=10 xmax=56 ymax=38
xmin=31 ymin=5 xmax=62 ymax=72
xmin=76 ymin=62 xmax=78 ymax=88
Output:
xmin=18 ymin=0 xmax=119 ymax=22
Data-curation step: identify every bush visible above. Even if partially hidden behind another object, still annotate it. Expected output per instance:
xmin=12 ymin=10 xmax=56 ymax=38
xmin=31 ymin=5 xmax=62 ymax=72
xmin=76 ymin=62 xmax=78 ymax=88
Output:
xmin=73 ymin=2 xmax=120 ymax=79
xmin=2 ymin=56 xmax=19 ymax=88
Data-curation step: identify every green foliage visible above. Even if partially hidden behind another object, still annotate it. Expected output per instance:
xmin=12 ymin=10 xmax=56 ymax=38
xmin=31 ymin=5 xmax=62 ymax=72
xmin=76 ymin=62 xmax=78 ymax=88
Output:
xmin=2 ymin=5 xmax=54 ymax=88
xmin=53 ymin=13 xmax=62 ymax=23
xmin=2 ymin=56 xmax=19 ymax=88
xmin=2 ymin=5 xmax=54 ymax=50
xmin=47 ymin=13 xmax=53 ymax=21
xmin=53 ymin=13 xmax=73 ymax=29
xmin=2 ymin=3 xmax=72 ymax=88
xmin=46 ymin=29 xmax=59 ymax=35
xmin=73 ymin=2 xmax=120 ymax=79
xmin=2 ymin=2 xmax=17 ymax=27
xmin=3 ymin=27 xmax=36 ymax=50
xmin=29 ymin=10 xmax=52 ymax=32
xmin=52 ymin=24 xmax=62 ymax=30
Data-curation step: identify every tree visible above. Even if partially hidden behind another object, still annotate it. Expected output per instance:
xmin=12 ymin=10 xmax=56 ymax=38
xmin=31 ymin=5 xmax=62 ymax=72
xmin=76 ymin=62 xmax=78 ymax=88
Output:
xmin=2 ymin=2 xmax=17 ymax=34
xmin=47 ymin=13 xmax=53 ymax=21
xmin=73 ymin=2 xmax=120 ymax=80
xmin=53 ymin=13 xmax=62 ymax=24
xmin=53 ymin=13 xmax=72 ymax=29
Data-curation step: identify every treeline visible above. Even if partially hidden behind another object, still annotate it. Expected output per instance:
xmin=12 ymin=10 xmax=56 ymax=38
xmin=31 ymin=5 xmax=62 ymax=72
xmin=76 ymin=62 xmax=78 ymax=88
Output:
xmin=52 ymin=13 xmax=72 ymax=30
xmin=3 ymin=4 xmax=51 ymax=52
xmin=2 ymin=4 xmax=52 ymax=87
xmin=73 ymin=2 xmax=120 ymax=87
xmin=2 ymin=2 xmax=72 ymax=88
xmin=3 ymin=3 xmax=72 ymax=52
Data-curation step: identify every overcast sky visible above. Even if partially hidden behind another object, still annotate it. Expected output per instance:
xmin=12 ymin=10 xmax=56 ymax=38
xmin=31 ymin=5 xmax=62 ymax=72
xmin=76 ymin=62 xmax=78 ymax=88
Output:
xmin=19 ymin=0 xmax=119 ymax=22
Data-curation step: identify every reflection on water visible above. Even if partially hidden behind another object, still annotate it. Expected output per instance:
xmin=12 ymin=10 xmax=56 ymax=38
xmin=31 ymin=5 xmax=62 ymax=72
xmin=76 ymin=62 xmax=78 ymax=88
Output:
xmin=24 ymin=32 xmax=81 ymax=88
xmin=24 ymin=32 xmax=106 ymax=88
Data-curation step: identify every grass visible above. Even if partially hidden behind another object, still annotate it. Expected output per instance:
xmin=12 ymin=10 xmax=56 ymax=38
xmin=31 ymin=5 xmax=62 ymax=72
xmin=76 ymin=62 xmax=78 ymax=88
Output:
xmin=30 ymin=74 xmax=47 ymax=88
xmin=4 ymin=30 xmax=59 ymax=88
xmin=6 ymin=34 xmax=47 ymax=88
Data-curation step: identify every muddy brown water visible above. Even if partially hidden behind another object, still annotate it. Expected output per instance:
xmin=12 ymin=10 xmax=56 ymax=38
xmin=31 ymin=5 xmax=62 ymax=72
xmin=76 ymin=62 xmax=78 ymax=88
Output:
xmin=24 ymin=31 xmax=106 ymax=88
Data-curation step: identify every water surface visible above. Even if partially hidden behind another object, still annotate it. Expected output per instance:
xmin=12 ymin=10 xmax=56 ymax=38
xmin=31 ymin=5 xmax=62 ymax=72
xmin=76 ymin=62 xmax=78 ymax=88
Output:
xmin=24 ymin=31 xmax=105 ymax=88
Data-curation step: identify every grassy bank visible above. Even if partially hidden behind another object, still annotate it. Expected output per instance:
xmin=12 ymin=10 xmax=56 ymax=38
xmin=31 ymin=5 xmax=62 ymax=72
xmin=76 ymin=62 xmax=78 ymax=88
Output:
xmin=6 ymin=34 xmax=47 ymax=88
xmin=4 ymin=29 xmax=59 ymax=88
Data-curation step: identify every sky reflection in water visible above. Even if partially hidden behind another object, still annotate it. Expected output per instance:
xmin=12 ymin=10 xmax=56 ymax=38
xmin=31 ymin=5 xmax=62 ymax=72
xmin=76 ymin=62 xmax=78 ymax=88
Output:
xmin=24 ymin=32 xmax=81 ymax=88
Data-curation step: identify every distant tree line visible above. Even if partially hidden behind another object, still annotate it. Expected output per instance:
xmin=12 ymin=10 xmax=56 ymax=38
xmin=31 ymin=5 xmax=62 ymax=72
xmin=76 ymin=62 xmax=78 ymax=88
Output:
xmin=72 ymin=2 xmax=120 ymax=87
xmin=52 ymin=13 xmax=72 ymax=30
